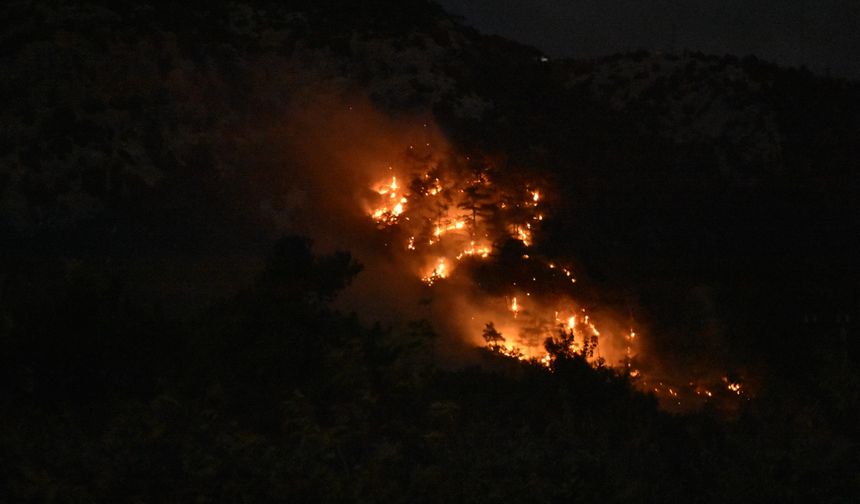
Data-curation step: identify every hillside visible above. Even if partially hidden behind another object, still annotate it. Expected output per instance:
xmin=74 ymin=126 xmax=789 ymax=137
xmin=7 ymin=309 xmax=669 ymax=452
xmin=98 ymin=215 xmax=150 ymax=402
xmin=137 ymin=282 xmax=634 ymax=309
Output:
xmin=1 ymin=1 xmax=859 ymax=501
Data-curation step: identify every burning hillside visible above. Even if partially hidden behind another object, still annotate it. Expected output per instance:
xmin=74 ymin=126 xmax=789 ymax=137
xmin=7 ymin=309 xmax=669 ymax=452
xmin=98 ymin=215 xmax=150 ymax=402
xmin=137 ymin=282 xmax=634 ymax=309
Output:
xmin=363 ymin=155 xmax=615 ymax=361
xmin=6 ymin=2 xmax=860 ymax=501
xmin=281 ymin=102 xmax=747 ymax=410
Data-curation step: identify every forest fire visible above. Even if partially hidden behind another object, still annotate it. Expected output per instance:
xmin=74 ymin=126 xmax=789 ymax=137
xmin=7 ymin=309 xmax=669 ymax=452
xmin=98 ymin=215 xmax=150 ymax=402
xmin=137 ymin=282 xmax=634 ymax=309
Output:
xmin=365 ymin=159 xmax=629 ymax=369
xmin=9 ymin=2 xmax=855 ymax=499
xmin=362 ymin=148 xmax=746 ymax=410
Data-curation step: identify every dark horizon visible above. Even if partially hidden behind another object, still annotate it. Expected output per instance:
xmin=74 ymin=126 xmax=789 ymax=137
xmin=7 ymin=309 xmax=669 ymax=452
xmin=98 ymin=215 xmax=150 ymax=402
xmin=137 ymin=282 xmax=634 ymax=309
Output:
xmin=438 ymin=0 xmax=860 ymax=79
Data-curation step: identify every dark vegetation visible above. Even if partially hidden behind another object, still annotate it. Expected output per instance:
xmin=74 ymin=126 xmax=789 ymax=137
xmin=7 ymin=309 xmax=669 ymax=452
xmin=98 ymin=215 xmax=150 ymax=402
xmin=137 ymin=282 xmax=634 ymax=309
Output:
xmin=2 ymin=236 xmax=858 ymax=501
xmin=2 ymin=0 xmax=859 ymax=501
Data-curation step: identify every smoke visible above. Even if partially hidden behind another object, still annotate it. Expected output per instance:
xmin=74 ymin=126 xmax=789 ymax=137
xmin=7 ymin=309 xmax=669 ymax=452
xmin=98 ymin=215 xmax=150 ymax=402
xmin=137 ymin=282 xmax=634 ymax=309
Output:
xmin=249 ymin=92 xmax=621 ymax=358
xmin=228 ymin=89 xmax=742 ymax=410
xmin=266 ymin=95 xmax=439 ymax=323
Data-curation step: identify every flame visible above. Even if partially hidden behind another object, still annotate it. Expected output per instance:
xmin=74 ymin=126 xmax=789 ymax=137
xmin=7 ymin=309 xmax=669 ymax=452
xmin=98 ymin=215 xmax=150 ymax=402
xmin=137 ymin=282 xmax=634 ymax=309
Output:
xmin=371 ymin=176 xmax=408 ymax=225
xmin=425 ymin=178 xmax=442 ymax=196
xmin=366 ymin=166 xmax=618 ymax=365
xmin=539 ymin=353 xmax=552 ymax=367
xmin=362 ymin=149 xmax=742 ymax=411
xmin=433 ymin=219 xmax=468 ymax=239
xmin=513 ymin=225 xmax=532 ymax=246
xmin=367 ymin=164 xmax=547 ymax=291
xmin=422 ymin=258 xmax=449 ymax=286
xmin=456 ymin=242 xmax=492 ymax=260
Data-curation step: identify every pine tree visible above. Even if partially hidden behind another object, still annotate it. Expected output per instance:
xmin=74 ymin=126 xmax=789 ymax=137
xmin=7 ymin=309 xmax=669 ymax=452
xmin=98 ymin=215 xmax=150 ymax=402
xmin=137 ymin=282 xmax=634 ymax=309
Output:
xmin=482 ymin=322 xmax=505 ymax=347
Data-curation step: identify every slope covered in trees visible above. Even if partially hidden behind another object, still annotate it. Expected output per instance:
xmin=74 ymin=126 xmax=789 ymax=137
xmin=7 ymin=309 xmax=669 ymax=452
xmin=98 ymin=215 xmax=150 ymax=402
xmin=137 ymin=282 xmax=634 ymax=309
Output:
xmin=1 ymin=0 xmax=859 ymax=501
xmin=3 ymin=237 xmax=857 ymax=501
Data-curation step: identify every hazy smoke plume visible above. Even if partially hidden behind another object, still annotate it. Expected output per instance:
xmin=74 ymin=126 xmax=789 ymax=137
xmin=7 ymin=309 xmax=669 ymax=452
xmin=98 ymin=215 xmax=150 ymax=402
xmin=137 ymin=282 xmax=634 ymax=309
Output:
xmin=224 ymin=89 xmax=744 ymax=409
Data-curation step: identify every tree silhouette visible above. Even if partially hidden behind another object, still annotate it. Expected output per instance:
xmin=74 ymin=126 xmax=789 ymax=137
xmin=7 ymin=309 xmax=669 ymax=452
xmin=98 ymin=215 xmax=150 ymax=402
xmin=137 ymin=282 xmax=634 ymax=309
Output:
xmin=482 ymin=322 xmax=505 ymax=347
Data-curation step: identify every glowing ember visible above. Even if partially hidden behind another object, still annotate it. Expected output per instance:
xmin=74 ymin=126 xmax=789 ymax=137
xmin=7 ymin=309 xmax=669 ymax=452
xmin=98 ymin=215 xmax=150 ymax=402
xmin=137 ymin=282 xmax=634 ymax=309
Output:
xmin=363 ymin=153 xmax=741 ymax=410
xmin=366 ymin=166 xmax=612 ymax=366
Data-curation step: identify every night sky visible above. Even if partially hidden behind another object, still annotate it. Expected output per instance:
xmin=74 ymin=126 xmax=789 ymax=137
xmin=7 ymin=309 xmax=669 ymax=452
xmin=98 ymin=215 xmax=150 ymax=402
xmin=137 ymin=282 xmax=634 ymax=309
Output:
xmin=438 ymin=0 xmax=860 ymax=79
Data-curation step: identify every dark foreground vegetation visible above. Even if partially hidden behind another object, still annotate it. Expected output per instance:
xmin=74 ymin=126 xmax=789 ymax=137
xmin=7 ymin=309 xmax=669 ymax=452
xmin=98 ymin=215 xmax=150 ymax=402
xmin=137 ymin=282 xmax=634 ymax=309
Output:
xmin=1 ymin=236 xmax=858 ymax=502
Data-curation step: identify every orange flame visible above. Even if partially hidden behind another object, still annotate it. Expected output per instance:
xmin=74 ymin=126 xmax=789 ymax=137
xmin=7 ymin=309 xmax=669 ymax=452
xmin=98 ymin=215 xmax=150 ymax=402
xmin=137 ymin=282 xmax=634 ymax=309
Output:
xmin=371 ymin=176 xmax=408 ymax=225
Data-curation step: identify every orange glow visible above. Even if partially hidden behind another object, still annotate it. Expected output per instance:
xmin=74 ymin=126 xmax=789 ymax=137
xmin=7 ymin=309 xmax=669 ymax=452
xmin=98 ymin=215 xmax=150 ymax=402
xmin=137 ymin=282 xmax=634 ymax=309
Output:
xmin=363 ymin=156 xmax=740 ymax=410
xmin=515 ymin=225 xmax=532 ymax=246
xmin=433 ymin=219 xmax=468 ymax=239
xmin=456 ymin=242 xmax=492 ymax=260
xmin=421 ymin=258 xmax=448 ymax=286
xmin=371 ymin=176 xmax=408 ymax=225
